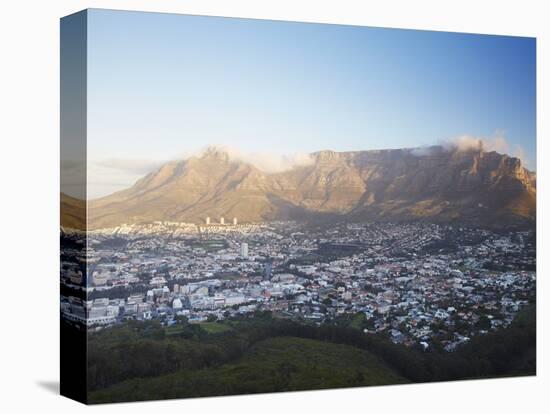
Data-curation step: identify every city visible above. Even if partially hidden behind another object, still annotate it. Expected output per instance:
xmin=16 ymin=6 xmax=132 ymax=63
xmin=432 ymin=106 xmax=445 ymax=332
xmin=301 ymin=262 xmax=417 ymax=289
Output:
xmin=61 ymin=219 xmax=536 ymax=353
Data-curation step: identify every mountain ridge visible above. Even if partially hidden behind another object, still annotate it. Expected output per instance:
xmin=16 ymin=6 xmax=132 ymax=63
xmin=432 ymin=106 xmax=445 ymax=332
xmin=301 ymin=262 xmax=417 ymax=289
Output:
xmin=85 ymin=146 xmax=536 ymax=229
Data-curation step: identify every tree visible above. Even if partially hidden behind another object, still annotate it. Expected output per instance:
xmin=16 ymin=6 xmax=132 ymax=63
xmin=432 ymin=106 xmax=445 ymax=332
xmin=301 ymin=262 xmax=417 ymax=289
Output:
xmin=476 ymin=315 xmax=491 ymax=330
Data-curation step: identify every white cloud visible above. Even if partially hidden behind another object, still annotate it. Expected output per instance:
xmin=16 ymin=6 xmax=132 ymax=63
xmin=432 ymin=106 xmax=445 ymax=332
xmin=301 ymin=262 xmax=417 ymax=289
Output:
xmin=197 ymin=145 xmax=315 ymax=173
xmin=412 ymin=134 xmax=530 ymax=167
xmin=442 ymin=135 xmax=510 ymax=153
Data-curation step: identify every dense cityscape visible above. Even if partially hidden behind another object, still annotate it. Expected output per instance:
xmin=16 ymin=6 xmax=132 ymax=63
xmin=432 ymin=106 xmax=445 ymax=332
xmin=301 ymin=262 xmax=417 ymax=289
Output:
xmin=61 ymin=219 xmax=536 ymax=352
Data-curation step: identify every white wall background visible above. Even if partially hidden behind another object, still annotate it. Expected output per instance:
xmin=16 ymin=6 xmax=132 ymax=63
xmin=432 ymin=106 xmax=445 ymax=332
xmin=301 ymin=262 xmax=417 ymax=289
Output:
xmin=0 ymin=0 xmax=547 ymax=412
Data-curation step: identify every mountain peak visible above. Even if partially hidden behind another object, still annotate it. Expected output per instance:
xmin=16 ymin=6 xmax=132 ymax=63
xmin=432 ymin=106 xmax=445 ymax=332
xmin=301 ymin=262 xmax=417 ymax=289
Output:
xmin=200 ymin=146 xmax=230 ymax=162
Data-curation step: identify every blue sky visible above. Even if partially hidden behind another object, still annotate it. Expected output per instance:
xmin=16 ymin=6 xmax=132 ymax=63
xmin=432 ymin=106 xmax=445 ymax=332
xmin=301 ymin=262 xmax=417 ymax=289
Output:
xmin=84 ymin=9 xmax=536 ymax=197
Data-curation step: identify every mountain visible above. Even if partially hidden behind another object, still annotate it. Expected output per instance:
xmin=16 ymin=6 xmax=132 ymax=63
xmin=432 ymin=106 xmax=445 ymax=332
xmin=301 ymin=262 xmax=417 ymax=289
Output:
xmin=61 ymin=192 xmax=86 ymax=230
xmin=88 ymin=146 xmax=536 ymax=229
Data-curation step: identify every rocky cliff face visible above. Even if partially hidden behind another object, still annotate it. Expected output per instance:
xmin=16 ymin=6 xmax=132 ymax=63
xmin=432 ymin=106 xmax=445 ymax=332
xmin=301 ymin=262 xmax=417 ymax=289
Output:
xmin=87 ymin=146 xmax=535 ymax=229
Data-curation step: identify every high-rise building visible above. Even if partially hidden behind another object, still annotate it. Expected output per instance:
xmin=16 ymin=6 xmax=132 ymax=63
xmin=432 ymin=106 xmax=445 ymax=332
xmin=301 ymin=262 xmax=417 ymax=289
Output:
xmin=240 ymin=242 xmax=249 ymax=258
xmin=205 ymin=217 xmax=210 ymax=225
xmin=233 ymin=217 xmax=238 ymax=225
xmin=220 ymin=217 xmax=225 ymax=225
xmin=263 ymin=261 xmax=273 ymax=281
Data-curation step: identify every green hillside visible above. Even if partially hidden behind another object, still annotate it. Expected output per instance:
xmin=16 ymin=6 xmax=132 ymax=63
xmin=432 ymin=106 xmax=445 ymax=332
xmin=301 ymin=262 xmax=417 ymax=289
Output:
xmin=90 ymin=336 xmax=406 ymax=403
xmin=84 ymin=305 xmax=535 ymax=404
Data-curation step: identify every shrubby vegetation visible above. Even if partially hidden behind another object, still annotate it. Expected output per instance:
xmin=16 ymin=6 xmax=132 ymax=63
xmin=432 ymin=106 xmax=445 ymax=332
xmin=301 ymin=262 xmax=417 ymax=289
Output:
xmin=86 ymin=306 xmax=535 ymax=403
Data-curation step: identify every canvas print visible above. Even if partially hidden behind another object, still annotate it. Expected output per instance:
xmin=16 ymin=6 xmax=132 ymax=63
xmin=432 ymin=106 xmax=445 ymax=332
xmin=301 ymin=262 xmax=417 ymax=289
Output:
xmin=60 ymin=9 xmax=536 ymax=404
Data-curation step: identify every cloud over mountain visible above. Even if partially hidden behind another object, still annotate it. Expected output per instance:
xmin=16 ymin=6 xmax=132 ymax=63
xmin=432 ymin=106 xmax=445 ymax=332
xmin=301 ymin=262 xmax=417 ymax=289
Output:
xmin=412 ymin=135 xmax=531 ymax=168
xmin=197 ymin=146 xmax=315 ymax=174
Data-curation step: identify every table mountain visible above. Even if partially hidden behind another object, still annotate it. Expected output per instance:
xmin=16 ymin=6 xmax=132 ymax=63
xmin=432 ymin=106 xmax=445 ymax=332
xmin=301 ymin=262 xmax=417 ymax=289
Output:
xmin=87 ymin=146 xmax=535 ymax=229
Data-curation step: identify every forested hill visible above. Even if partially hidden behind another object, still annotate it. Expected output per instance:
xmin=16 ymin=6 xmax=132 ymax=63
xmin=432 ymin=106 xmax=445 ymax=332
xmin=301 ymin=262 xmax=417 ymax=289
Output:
xmin=82 ymin=305 xmax=536 ymax=403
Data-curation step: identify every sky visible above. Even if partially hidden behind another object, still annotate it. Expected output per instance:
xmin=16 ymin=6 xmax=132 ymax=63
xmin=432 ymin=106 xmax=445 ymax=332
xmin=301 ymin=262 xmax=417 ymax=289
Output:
xmin=82 ymin=9 xmax=536 ymax=198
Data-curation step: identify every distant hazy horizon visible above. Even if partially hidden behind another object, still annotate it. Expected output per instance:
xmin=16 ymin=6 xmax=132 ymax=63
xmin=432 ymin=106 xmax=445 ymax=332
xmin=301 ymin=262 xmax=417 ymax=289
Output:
xmin=66 ymin=9 xmax=536 ymax=198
